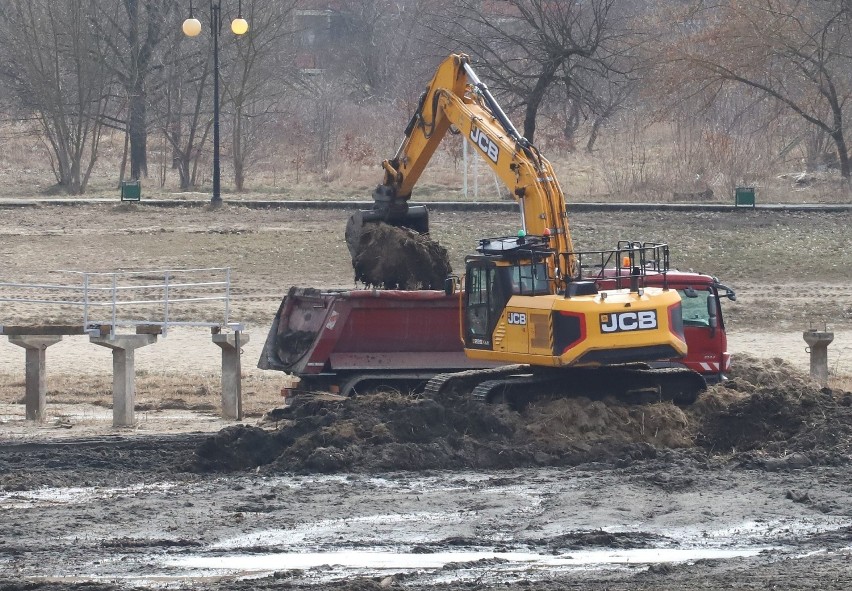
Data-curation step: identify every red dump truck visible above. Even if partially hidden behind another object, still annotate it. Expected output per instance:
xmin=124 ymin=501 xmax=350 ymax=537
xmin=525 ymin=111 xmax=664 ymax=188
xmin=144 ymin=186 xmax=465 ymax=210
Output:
xmin=258 ymin=272 xmax=736 ymax=397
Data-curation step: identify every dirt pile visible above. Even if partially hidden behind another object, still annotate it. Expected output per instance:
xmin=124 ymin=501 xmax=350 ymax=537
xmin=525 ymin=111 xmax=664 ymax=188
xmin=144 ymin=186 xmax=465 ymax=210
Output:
xmin=189 ymin=391 xmax=699 ymax=474
xmin=694 ymin=355 xmax=852 ymax=465
xmin=188 ymin=357 xmax=852 ymax=474
xmin=192 ymin=391 xmax=537 ymax=473
xmin=523 ymin=398 xmax=693 ymax=450
xmin=349 ymin=222 xmax=451 ymax=290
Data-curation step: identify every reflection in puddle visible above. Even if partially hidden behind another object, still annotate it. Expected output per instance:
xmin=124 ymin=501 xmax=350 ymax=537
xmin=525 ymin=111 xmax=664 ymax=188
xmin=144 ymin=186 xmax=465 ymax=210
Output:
xmin=164 ymin=547 xmax=770 ymax=580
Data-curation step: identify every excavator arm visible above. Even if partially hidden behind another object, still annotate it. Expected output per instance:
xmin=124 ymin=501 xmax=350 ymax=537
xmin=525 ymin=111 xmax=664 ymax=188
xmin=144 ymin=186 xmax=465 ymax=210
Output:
xmin=346 ymin=54 xmax=575 ymax=281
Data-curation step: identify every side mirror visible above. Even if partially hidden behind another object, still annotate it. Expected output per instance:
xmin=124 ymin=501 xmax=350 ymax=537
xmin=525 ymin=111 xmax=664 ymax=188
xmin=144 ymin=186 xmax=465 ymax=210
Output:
xmin=707 ymin=296 xmax=718 ymax=329
xmin=683 ymin=287 xmax=698 ymax=298
xmin=715 ymin=282 xmax=737 ymax=301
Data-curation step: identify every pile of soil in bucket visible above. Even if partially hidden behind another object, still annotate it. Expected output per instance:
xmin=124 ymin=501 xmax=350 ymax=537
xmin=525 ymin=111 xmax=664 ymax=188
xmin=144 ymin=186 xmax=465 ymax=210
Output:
xmin=187 ymin=356 xmax=852 ymax=475
xmin=349 ymin=222 xmax=452 ymax=290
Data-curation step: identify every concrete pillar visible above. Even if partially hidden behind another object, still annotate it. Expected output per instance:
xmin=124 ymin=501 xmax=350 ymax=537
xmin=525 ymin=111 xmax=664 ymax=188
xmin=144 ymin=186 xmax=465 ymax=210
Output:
xmin=90 ymin=334 xmax=157 ymax=427
xmin=803 ymin=330 xmax=834 ymax=387
xmin=8 ymin=336 xmax=63 ymax=421
xmin=213 ymin=332 xmax=249 ymax=420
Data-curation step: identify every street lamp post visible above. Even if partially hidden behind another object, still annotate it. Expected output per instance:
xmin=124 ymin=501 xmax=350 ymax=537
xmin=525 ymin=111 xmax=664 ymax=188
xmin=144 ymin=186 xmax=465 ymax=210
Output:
xmin=183 ymin=0 xmax=249 ymax=207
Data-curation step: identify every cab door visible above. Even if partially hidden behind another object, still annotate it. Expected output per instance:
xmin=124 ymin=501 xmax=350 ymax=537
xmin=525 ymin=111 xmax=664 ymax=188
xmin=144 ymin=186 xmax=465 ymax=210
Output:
xmin=463 ymin=260 xmax=509 ymax=350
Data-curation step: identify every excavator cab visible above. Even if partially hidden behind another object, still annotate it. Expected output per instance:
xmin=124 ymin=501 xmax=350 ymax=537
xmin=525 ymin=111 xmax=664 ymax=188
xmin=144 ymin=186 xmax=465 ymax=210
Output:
xmin=463 ymin=253 xmax=553 ymax=350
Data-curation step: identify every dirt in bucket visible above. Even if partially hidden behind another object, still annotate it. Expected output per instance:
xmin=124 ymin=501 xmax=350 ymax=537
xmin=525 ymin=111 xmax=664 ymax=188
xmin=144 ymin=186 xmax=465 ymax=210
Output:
xmin=349 ymin=222 xmax=452 ymax=290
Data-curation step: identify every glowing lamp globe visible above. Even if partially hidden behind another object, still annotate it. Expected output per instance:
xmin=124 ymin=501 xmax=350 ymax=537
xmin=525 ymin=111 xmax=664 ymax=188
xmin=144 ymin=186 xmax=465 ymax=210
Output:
xmin=231 ymin=18 xmax=249 ymax=35
xmin=182 ymin=18 xmax=202 ymax=37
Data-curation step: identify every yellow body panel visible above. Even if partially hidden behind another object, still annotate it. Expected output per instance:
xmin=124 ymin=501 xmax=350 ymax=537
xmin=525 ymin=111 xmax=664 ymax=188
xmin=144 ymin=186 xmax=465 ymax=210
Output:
xmin=464 ymin=288 xmax=687 ymax=367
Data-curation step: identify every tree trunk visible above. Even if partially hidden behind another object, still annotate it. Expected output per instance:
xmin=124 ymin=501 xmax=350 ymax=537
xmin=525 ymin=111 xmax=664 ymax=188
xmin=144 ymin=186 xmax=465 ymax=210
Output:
xmin=586 ymin=117 xmax=602 ymax=153
xmin=119 ymin=124 xmax=129 ymax=183
xmin=831 ymin=129 xmax=850 ymax=179
xmin=129 ymin=86 xmax=148 ymax=179
xmin=522 ymin=64 xmax=559 ymax=144
xmin=233 ymin=104 xmax=244 ymax=192
xmin=177 ymin=156 xmax=191 ymax=190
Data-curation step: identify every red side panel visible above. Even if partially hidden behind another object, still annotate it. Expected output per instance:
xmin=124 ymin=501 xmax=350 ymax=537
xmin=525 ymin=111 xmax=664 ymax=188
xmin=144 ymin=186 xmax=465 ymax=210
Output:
xmin=267 ymin=289 xmax=474 ymax=375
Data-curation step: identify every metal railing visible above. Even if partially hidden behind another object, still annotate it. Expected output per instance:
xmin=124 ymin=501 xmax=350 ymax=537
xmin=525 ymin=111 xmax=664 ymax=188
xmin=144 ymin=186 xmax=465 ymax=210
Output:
xmin=560 ymin=241 xmax=671 ymax=289
xmin=0 ymin=268 xmax=241 ymax=337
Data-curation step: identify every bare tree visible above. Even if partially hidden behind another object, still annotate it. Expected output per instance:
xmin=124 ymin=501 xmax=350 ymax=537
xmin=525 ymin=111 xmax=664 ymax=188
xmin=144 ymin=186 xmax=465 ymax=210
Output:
xmin=222 ymin=0 xmax=298 ymax=191
xmin=658 ymin=0 xmax=852 ymax=178
xmin=326 ymin=0 xmax=432 ymax=99
xmin=98 ymin=0 xmax=177 ymax=181
xmin=0 ymin=0 xmax=114 ymax=194
xmin=432 ymin=0 xmax=628 ymax=144
xmin=159 ymin=28 xmax=212 ymax=191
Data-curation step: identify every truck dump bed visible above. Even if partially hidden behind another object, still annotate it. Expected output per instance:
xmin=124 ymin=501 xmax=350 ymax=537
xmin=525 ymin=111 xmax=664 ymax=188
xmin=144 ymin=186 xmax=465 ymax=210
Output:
xmin=258 ymin=287 xmax=492 ymax=394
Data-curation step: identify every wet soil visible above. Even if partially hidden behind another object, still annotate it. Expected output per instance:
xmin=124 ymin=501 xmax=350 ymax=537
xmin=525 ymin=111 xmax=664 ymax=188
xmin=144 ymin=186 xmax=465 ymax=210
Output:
xmin=4 ymin=359 xmax=852 ymax=589
xmin=350 ymin=222 xmax=452 ymax=290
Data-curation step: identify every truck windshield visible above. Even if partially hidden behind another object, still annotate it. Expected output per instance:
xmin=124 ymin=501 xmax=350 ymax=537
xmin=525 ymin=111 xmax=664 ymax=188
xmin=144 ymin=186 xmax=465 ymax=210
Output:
xmin=679 ymin=288 xmax=712 ymax=327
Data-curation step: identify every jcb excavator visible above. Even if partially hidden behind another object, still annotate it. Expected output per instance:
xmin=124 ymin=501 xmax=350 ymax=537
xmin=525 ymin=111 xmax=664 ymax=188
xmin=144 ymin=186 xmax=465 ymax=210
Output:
xmin=346 ymin=54 xmax=706 ymax=404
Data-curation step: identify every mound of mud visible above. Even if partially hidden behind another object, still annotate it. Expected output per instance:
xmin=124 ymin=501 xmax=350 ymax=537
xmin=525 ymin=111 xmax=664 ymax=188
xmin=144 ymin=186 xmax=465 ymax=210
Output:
xmin=192 ymin=392 xmax=535 ymax=473
xmin=189 ymin=390 xmax=696 ymax=474
xmin=695 ymin=355 xmax=852 ymax=464
xmin=189 ymin=356 xmax=852 ymax=474
xmin=350 ymin=222 xmax=451 ymax=290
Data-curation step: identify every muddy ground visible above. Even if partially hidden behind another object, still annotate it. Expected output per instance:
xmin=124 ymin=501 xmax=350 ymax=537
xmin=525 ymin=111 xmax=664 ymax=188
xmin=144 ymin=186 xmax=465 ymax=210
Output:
xmin=2 ymin=204 xmax=852 ymax=588
xmin=3 ymin=361 xmax=852 ymax=589
xmin=4 ymin=362 xmax=852 ymax=589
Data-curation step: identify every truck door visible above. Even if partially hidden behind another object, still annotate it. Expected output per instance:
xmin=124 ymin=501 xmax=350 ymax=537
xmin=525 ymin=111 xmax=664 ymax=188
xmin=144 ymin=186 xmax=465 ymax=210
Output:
xmin=679 ymin=286 xmax=726 ymax=379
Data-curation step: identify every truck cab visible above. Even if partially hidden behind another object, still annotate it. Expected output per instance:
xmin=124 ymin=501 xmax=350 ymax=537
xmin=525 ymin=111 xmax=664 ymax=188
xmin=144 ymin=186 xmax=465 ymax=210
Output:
xmin=597 ymin=271 xmax=735 ymax=383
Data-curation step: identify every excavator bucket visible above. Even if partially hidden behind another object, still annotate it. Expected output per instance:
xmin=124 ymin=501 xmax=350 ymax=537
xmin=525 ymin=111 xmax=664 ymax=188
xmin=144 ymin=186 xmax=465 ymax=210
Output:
xmin=344 ymin=204 xmax=429 ymax=259
xmin=345 ymin=204 xmax=450 ymax=290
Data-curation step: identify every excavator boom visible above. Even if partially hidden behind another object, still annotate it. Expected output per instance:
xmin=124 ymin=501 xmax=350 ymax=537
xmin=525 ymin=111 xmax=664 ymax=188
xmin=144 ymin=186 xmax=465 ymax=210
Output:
xmin=346 ymin=54 xmax=574 ymax=280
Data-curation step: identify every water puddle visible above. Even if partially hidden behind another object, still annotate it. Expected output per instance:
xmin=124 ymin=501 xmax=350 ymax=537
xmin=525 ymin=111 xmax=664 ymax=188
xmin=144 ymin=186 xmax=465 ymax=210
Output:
xmin=211 ymin=511 xmax=466 ymax=549
xmin=0 ymin=482 xmax=177 ymax=510
xmin=162 ymin=547 xmax=770 ymax=581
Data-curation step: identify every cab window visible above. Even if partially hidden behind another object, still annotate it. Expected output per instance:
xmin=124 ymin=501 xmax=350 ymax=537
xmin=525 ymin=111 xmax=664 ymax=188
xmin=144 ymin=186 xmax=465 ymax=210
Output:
xmin=507 ymin=263 xmax=549 ymax=295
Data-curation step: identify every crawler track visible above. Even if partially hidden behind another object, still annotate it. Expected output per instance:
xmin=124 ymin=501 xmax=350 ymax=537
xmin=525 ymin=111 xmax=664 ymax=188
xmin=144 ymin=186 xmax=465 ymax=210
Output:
xmin=424 ymin=365 xmax=707 ymax=406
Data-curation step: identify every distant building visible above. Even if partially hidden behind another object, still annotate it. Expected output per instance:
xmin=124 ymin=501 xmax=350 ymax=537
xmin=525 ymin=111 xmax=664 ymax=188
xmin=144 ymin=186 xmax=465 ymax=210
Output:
xmin=294 ymin=1 xmax=345 ymax=74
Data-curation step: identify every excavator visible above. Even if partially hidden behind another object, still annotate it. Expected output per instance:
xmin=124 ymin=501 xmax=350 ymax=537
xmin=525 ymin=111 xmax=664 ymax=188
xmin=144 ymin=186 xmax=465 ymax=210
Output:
xmin=342 ymin=53 xmax=707 ymax=404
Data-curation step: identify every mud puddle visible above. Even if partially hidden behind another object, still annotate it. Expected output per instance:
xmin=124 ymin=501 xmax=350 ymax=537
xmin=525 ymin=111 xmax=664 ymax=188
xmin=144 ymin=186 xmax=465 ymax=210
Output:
xmin=161 ymin=547 xmax=771 ymax=585
xmin=0 ymin=482 xmax=178 ymax=509
xmin=6 ymin=467 xmax=852 ymax=587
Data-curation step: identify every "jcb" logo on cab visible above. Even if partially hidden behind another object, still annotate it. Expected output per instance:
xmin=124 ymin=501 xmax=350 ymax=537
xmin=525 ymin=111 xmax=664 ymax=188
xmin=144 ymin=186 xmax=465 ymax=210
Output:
xmin=507 ymin=312 xmax=527 ymax=325
xmin=600 ymin=311 xmax=657 ymax=333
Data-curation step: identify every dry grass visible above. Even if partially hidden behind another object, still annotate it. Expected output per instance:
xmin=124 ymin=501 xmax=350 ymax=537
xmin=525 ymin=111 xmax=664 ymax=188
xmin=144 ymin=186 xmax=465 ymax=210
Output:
xmin=2 ymin=118 xmax=851 ymax=205
xmin=830 ymin=373 xmax=852 ymax=392
xmin=0 ymin=370 xmax=287 ymax=418
xmin=2 ymin=206 xmax=851 ymax=332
